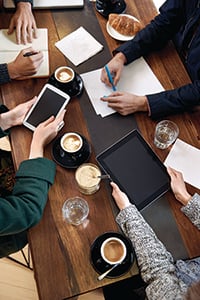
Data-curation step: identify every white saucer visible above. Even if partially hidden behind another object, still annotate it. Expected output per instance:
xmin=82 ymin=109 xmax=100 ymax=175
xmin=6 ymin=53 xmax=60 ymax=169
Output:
xmin=106 ymin=14 xmax=140 ymax=41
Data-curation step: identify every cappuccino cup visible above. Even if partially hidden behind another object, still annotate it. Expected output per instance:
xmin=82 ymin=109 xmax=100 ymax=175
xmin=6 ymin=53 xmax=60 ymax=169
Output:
xmin=53 ymin=66 xmax=81 ymax=96
xmin=60 ymin=132 xmax=83 ymax=161
xmin=55 ymin=66 xmax=74 ymax=83
xmin=100 ymin=237 xmax=127 ymax=265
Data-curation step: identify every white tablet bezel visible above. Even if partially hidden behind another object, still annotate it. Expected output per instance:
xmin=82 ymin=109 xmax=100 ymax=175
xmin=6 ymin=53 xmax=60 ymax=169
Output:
xmin=23 ymin=83 xmax=70 ymax=131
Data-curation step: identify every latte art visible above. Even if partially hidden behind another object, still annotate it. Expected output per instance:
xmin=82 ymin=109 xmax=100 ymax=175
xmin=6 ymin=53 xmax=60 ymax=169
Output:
xmin=55 ymin=67 xmax=74 ymax=83
xmin=57 ymin=71 xmax=73 ymax=82
xmin=63 ymin=135 xmax=81 ymax=152
xmin=60 ymin=133 xmax=83 ymax=153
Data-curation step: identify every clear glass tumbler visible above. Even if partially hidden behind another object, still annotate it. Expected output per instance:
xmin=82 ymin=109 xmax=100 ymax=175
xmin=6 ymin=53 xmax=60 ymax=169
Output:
xmin=154 ymin=120 xmax=179 ymax=149
xmin=62 ymin=197 xmax=89 ymax=226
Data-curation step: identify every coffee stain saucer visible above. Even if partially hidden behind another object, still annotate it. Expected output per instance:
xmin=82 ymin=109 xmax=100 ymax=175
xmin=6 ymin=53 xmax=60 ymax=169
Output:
xmin=90 ymin=232 xmax=135 ymax=278
xmin=52 ymin=134 xmax=91 ymax=168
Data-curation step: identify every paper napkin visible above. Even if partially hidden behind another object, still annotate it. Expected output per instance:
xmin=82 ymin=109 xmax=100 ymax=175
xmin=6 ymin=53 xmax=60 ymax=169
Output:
xmin=55 ymin=26 xmax=103 ymax=66
xmin=164 ymin=138 xmax=200 ymax=189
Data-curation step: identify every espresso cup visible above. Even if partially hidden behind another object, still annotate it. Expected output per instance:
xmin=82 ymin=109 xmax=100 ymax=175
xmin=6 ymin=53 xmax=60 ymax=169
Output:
xmin=100 ymin=237 xmax=127 ymax=265
xmin=60 ymin=132 xmax=83 ymax=161
xmin=54 ymin=66 xmax=80 ymax=96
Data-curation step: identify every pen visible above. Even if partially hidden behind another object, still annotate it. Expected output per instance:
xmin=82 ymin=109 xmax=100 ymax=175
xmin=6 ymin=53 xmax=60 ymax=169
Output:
xmin=23 ymin=51 xmax=38 ymax=57
xmin=105 ymin=64 xmax=117 ymax=91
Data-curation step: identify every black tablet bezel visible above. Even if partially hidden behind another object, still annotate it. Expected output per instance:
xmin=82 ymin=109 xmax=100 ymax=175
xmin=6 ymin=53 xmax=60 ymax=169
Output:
xmin=96 ymin=129 xmax=170 ymax=211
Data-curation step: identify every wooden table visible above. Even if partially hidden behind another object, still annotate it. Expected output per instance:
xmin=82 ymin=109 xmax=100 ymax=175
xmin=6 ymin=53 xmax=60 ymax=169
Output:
xmin=0 ymin=1 xmax=200 ymax=299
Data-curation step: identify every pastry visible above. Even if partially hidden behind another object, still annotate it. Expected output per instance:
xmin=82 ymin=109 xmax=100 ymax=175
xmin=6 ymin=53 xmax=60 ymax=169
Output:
xmin=108 ymin=13 xmax=141 ymax=36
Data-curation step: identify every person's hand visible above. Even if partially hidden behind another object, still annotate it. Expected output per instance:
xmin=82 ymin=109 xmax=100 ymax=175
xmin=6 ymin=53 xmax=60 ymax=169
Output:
xmin=7 ymin=47 xmax=43 ymax=80
xmin=101 ymin=52 xmax=126 ymax=87
xmin=8 ymin=2 xmax=37 ymax=44
xmin=111 ymin=182 xmax=131 ymax=210
xmin=167 ymin=166 xmax=192 ymax=206
xmin=0 ymin=97 xmax=36 ymax=131
xmin=29 ymin=110 xmax=66 ymax=158
xmin=101 ymin=91 xmax=148 ymax=116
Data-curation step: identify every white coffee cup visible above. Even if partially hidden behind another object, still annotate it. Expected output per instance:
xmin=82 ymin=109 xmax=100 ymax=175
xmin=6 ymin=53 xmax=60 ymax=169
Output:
xmin=55 ymin=66 xmax=75 ymax=83
xmin=100 ymin=237 xmax=127 ymax=265
xmin=60 ymin=132 xmax=83 ymax=153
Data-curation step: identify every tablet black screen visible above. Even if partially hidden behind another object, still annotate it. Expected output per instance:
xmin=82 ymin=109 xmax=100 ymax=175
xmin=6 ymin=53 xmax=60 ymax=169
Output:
xmin=26 ymin=87 xmax=67 ymax=128
xmin=96 ymin=130 xmax=170 ymax=210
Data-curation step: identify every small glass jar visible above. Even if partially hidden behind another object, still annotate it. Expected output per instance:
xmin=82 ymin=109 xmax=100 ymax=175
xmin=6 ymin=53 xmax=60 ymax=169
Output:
xmin=75 ymin=163 xmax=101 ymax=195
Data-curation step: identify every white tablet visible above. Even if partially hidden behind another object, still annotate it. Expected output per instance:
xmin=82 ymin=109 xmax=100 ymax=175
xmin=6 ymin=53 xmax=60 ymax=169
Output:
xmin=23 ymin=84 xmax=70 ymax=131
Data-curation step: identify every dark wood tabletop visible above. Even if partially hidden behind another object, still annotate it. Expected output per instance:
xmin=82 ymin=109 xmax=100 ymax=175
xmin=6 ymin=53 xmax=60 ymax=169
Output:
xmin=0 ymin=0 xmax=200 ymax=299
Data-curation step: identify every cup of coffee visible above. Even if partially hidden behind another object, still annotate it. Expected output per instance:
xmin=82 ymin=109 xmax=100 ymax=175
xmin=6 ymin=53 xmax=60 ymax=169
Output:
xmin=53 ymin=66 xmax=81 ymax=96
xmin=60 ymin=132 xmax=83 ymax=161
xmin=75 ymin=163 xmax=101 ymax=195
xmin=100 ymin=237 xmax=127 ymax=265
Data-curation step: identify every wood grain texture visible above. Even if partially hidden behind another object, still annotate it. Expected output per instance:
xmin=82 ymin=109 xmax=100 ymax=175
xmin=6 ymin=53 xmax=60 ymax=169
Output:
xmin=0 ymin=0 xmax=200 ymax=299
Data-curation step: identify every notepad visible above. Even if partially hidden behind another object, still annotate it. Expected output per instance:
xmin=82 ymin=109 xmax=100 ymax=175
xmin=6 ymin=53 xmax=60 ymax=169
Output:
xmin=0 ymin=28 xmax=49 ymax=78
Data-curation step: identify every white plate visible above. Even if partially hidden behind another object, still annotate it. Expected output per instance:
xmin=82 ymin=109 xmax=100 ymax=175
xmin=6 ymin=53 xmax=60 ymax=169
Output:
xmin=106 ymin=14 xmax=140 ymax=41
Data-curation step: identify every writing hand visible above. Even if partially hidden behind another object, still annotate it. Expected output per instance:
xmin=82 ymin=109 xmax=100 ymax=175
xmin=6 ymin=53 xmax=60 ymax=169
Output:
xmin=101 ymin=92 xmax=148 ymax=116
xmin=7 ymin=47 xmax=43 ymax=80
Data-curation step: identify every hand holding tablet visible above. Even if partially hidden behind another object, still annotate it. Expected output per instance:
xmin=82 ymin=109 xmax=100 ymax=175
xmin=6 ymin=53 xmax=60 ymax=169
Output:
xmin=23 ymin=84 xmax=70 ymax=131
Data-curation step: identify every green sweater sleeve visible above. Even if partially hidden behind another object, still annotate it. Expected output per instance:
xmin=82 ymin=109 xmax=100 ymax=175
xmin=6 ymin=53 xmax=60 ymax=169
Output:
xmin=0 ymin=157 xmax=56 ymax=235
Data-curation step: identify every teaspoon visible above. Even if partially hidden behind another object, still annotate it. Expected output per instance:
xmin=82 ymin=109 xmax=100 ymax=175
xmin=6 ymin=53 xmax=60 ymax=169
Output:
xmin=97 ymin=263 xmax=119 ymax=281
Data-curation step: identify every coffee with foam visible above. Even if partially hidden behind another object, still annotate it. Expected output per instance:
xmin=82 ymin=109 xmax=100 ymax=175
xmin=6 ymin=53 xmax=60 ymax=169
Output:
xmin=55 ymin=67 xmax=74 ymax=83
xmin=61 ymin=133 xmax=82 ymax=153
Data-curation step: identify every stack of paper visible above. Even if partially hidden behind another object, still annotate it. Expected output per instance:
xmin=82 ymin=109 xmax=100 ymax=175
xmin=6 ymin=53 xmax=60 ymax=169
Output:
xmin=55 ymin=27 xmax=103 ymax=66
xmin=164 ymin=139 xmax=200 ymax=189
xmin=0 ymin=28 xmax=49 ymax=78
xmin=81 ymin=57 xmax=164 ymax=117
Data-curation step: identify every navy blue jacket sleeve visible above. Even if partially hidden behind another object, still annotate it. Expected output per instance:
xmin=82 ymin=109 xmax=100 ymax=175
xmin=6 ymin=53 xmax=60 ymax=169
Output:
xmin=147 ymin=80 xmax=200 ymax=119
xmin=115 ymin=0 xmax=184 ymax=64
xmin=114 ymin=0 xmax=200 ymax=119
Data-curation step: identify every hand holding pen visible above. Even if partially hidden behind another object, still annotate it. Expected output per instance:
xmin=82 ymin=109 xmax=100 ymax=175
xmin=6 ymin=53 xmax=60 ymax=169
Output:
xmin=7 ymin=47 xmax=43 ymax=80
xmin=105 ymin=64 xmax=117 ymax=91
xmin=100 ymin=53 xmax=126 ymax=88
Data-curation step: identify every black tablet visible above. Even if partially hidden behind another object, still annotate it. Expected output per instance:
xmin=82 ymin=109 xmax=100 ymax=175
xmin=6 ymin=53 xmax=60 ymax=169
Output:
xmin=96 ymin=129 xmax=170 ymax=211
xmin=23 ymin=84 xmax=70 ymax=131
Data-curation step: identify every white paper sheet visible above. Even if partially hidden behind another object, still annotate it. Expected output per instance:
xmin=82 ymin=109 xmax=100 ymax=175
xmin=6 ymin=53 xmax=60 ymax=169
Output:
xmin=55 ymin=27 xmax=103 ymax=66
xmin=81 ymin=57 xmax=164 ymax=117
xmin=164 ymin=138 xmax=200 ymax=189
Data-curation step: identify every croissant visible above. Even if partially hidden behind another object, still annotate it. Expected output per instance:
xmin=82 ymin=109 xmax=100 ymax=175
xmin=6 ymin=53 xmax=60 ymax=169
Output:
xmin=108 ymin=13 xmax=141 ymax=36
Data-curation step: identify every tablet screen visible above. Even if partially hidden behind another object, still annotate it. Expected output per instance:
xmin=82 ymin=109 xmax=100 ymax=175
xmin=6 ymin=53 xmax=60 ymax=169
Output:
xmin=96 ymin=130 xmax=170 ymax=210
xmin=24 ymin=84 xmax=70 ymax=130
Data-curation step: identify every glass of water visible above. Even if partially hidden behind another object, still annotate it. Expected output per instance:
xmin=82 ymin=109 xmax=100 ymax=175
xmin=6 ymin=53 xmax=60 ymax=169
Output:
xmin=62 ymin=197 xmax=89 ymax=226
xmin=154 ymin=120 xmax=179 ymax=149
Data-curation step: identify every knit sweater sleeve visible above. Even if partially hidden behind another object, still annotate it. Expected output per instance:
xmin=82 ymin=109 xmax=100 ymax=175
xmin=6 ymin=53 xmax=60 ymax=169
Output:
xmin=116 ymin=204 xmax=187 ymax=299
xmin=181 ymin=193 xmax=200 ymax=229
